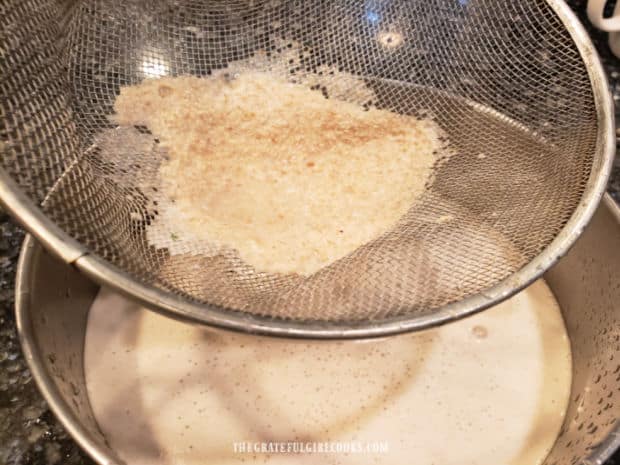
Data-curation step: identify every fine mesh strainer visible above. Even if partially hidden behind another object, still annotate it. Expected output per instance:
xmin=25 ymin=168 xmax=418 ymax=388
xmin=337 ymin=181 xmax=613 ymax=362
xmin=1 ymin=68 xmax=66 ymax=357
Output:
xmin=0 ymin=0 xmax=615 ymax=338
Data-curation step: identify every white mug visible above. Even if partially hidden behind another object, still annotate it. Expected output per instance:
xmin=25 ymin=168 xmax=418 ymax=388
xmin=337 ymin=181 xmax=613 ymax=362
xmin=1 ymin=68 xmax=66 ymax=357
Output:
xmin=587 ymin=0 xmax=620 ymax=58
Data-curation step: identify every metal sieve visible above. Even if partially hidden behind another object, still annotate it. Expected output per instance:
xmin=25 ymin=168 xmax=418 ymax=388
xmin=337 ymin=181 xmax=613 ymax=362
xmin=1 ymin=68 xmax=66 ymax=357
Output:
xmin=0 ymin=0 xmax=615 ymax=338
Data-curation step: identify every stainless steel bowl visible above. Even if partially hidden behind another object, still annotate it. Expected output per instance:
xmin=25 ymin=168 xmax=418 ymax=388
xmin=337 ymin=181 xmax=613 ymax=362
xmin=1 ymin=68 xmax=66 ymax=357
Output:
xmin=14 ymin=196 xmax=620 ymax=465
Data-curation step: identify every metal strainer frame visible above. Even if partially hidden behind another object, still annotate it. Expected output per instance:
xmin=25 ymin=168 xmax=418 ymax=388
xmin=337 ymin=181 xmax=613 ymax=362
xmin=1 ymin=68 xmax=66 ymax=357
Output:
xmin=0 ymin=0 xmax=615 ymax=338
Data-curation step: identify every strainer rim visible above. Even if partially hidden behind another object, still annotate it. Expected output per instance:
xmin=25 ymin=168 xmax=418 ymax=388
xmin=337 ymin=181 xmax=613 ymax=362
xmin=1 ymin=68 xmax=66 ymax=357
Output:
xmin=0 ymin=0 xmax=615 ymax=338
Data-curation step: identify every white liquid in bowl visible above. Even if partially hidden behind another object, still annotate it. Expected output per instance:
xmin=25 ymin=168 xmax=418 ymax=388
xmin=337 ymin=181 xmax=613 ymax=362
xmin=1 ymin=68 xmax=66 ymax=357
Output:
xmin=84 ymin=279 xmax=571 ymax=465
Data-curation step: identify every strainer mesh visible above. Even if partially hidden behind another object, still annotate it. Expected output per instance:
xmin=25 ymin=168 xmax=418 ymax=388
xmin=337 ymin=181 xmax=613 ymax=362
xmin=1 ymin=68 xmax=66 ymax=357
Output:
xmin=1 ymin=0 xmax=599 ymax=322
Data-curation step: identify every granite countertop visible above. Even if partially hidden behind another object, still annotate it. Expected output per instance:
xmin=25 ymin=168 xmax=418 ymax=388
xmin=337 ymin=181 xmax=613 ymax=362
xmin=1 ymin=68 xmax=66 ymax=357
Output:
xmin=1 ymin=2 xmax=620 ymax=464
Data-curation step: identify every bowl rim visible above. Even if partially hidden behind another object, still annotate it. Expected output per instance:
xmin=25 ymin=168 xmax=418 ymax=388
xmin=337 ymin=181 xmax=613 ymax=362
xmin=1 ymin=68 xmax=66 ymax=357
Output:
xmin=15 ymin=239 xmax=124 ymax=464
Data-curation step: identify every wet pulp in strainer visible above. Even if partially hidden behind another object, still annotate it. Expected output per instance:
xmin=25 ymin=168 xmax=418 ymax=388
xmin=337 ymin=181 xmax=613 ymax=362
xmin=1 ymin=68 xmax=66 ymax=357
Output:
xmin=111 ymin=71 xmax=442 ymax=275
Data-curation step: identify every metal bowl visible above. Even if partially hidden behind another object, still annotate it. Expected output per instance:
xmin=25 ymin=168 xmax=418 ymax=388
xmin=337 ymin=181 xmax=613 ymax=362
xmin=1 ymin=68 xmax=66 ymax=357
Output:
xmin=14 ymin=195 xmax=620 ymax=465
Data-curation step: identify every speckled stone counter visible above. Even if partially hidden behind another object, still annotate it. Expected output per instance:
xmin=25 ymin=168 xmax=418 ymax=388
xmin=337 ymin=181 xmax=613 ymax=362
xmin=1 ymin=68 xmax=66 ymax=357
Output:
xmin=0 ymin=1 xmax=619 ymax=464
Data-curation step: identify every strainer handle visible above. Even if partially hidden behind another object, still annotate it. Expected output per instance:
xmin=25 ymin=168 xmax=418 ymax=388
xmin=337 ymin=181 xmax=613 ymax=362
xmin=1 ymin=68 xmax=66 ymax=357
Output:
xmin=587 ymin=0 xmax=620 ymax=31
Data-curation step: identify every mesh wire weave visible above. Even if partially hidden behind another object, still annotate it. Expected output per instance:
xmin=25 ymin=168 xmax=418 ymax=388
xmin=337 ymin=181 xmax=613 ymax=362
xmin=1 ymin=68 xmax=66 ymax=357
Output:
xmin=0 ymin=0 xmax=601 ymax=324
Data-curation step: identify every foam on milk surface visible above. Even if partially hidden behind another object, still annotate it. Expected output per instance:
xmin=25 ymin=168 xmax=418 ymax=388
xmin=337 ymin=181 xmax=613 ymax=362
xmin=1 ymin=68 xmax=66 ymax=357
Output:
xmin=85 ymin=280 xmax=571 ymax=465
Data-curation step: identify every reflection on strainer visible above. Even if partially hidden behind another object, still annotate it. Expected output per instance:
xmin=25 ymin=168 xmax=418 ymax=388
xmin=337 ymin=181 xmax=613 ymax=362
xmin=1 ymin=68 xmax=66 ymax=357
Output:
xmin=140 ymin=49 xmax=169 ymax=78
